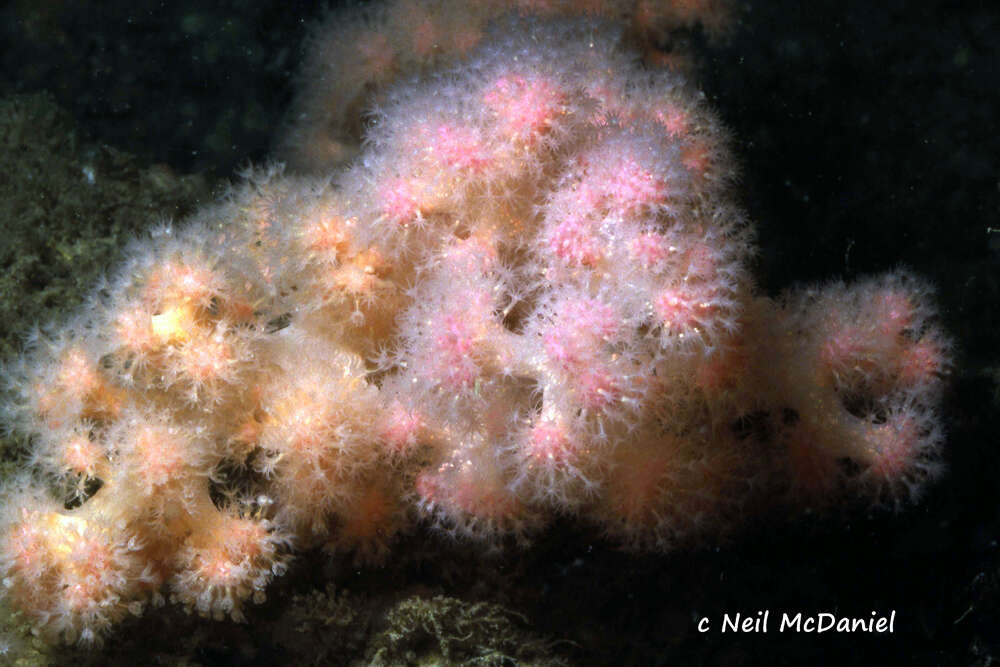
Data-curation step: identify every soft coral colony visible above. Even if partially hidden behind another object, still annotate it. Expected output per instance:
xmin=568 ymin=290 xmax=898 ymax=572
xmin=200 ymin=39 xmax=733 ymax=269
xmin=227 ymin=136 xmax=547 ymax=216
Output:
xmin=0 ymin=1 xmax=949 ymax=647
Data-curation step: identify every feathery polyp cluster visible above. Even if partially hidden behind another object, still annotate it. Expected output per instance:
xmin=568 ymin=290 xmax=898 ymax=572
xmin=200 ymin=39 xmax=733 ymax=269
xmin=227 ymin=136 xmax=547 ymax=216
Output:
xmin=752 ymin=272 xmax=949 ymax=507
xmin=0 ymin=10 xmax=949 ymax=648
xmin=171 ymin=512 xmax=289 ymax=622
xmin=0 ymin=486 xmax=148 ymax=645
xmin=280 ymin=0 xmax=733 ymax=171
